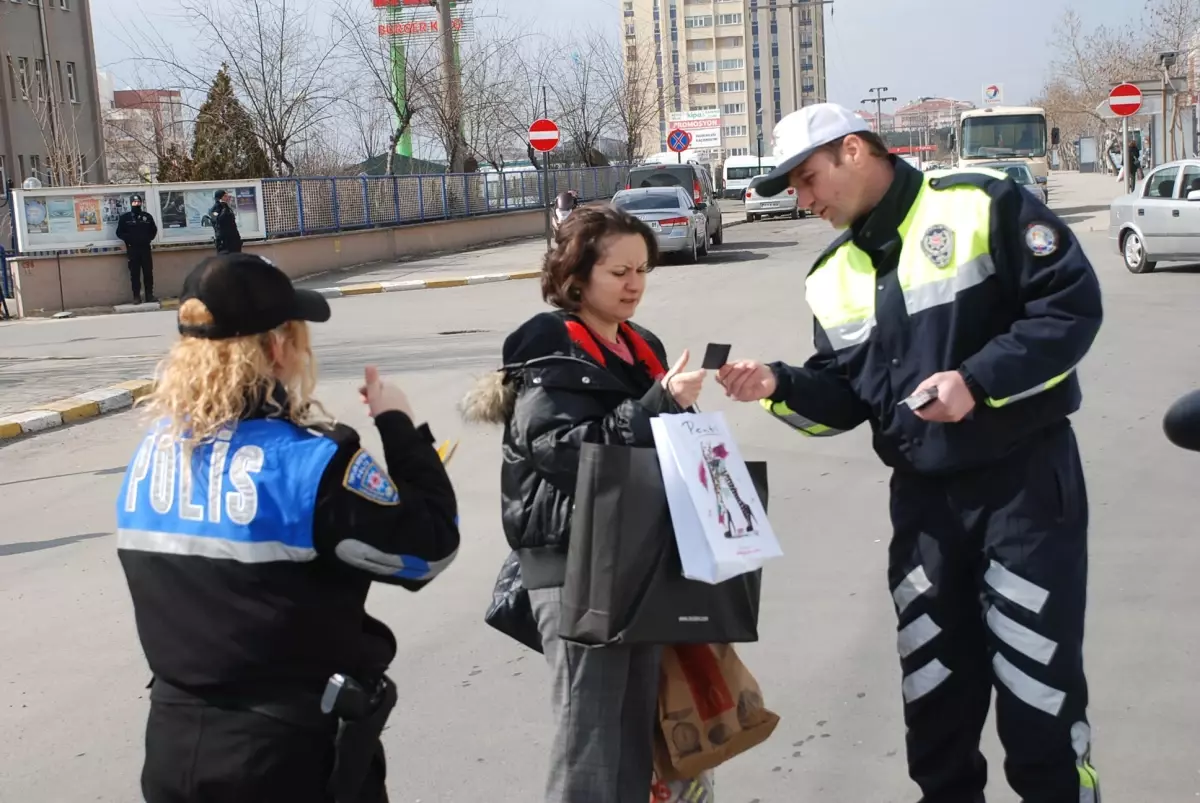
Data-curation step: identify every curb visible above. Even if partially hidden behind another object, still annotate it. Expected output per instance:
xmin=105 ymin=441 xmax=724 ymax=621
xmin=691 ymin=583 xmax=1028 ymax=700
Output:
xmin=0 ymin=378 xmax=155 ymax=442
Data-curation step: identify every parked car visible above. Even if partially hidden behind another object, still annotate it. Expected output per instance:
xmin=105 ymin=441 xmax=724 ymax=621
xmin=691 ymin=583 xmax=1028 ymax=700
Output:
xmin=744 ymin=175 xmax=802 ymax=222
xmin=611 ymin=187 xmax=709 ymax=263
xmin=975 ymin=161 xmax=1048 ymax=205
xmin=626 ymin=162 xmax=724 ymax=246
xmin=1110 ymin=158 xmax=1200 ymax=274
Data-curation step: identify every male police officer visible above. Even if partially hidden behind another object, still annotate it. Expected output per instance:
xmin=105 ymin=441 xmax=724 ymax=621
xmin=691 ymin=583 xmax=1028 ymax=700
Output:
xmin=116 ymin=194 xmax=158 ymax=304
xmin=718 ymin=104 xmax=1104 ymax=803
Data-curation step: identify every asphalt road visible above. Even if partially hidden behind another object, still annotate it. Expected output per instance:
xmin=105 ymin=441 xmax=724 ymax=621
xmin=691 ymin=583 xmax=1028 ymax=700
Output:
xmin=3 ymin=173 xmax=1199 ymax=802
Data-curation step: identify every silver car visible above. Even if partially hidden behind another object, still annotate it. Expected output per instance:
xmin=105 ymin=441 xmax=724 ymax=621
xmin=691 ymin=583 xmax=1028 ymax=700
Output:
xmin=976 ymin=161 xmax=1048 ymax=205
xmin=1109 ymin=158 xmax=1200 ymax=274
xmin=744 ymin=175 xmax=802 ymax=222
xmin=611 ymin=187 xmax=708 ymax=262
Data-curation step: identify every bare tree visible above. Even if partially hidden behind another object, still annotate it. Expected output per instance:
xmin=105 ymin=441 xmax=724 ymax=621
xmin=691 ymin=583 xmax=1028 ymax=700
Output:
xmin=122 ymin=0 xmax=345 ymax=176
xmin=550 ymin=34 xmax=616 ymax=167
xmin=507 ymin=44 xmax=560 ymax=171
xmin=1041 ymin=2 xmax=1197 ymax=169
xmin=596 ymin=37 xmax=666 ymax=164
xmin=415 ymin=22 xmax=525 ymax=174
xmin=3 ymin=54 xmax=99 ymax=185
xmin=332 ymin=0 xmax=444 ymax=174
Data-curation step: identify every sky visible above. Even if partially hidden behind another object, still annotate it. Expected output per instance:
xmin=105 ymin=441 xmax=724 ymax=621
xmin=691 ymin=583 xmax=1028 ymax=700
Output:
xmin=90 ymin=0 xmax=1134 ymax=120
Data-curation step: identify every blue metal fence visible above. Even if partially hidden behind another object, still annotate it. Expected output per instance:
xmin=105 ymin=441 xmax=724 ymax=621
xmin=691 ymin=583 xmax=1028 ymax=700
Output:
xmin=260 ymin=166 xmax=630 ymax=240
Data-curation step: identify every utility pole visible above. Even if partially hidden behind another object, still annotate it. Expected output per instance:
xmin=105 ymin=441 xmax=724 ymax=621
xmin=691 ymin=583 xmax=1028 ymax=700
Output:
xmin=437 ymin=0 xmax=463 ymax=172
xmin=861 ymin=86 xmax=896 ymax=134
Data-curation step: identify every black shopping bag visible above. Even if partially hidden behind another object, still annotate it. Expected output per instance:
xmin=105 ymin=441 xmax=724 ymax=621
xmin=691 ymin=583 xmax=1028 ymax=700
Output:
xmin=560 ymin=443 xmax=767 ymax=647
xmin=484 ymin=551 xmax=544 ymax=654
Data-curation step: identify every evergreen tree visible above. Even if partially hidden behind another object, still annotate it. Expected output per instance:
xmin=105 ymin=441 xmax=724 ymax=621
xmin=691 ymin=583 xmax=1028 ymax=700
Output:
xmin=156 ymin=141 xmax=193 ymax=182
xmin=189 ymin=65 xmax=273 ymax=181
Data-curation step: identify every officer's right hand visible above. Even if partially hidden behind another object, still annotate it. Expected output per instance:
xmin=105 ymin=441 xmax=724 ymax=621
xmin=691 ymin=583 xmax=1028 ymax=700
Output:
xmin=717 ymin=360 xmax=777 ymax=402
xmin=359 ymin=365 xmax=414 ymax=419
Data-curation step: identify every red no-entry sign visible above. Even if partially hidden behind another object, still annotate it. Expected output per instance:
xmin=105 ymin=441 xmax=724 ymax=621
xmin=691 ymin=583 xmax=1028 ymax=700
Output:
xmin=1109 ymin=83 xmax=1143 ymax=117
xmin=529 ymin=119 xmax=560 ymax=152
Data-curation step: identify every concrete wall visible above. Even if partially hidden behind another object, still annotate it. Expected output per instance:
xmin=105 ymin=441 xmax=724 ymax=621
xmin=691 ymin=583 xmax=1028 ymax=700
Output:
xmin=9 ymin=208 xmax=550 ymax=314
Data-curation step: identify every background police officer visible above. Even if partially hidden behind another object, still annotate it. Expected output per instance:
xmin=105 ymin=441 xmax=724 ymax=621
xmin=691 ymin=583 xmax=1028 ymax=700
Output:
xmin=718 ymin=104 xmax=1104 ymax=803
xmin=115 ymin=253 xmax=460 ymax=803
xmin=210 ymin=189 xmax=243 ymax=254
xmin=116 ymin=193 xmax=158 ymax=304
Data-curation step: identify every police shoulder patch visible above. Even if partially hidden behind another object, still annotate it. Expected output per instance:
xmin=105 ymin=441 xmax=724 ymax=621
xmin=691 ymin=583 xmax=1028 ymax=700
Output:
xmin=343 ymin=449 xmax=400 ymax=506
xmin=921 ymin=224 xmax=955 ymax=268
xmin=1024 ymin=222 xmax=1058 ymax=257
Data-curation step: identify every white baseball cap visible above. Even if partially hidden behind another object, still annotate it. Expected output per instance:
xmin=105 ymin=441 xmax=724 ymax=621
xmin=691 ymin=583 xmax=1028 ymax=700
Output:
xmin=756 ymin=103 xmax=871 ymax=197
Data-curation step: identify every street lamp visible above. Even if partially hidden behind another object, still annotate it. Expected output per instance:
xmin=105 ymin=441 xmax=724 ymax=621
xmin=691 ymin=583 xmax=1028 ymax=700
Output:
xmin=861 ymin=86 xmax=897 ymax=133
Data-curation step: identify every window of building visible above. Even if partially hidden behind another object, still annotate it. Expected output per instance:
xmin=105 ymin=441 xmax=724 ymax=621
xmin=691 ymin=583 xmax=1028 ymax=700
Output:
xmin=687 ymin=61 xmax=713 ymax=73
xmin=716 ymin=36 xmax=743 ymax=47
xmin=689 ymin=83 xmax=716 ymax=94
xmin=30 ymin=155 xmax=40 ymax=181
xmin=59 ymin=0 xmax=69 ymax=8
xmin=626 ymin=23 xmax=636 ymax=37
xmin=728 ymin=147 xmax=749 ymax=156
xmin=684 ymin=15 xmax=712 ymax=27
xmin=66 ymin=62 xmax=77 ymax=102
xmin=55 ymin=59 xmax=63 ymax=98
xmin=627 ymin=45 xmax=638 ymax=61
xmin=17 ymin=155 xmax=26 ymax=181
xmin=717 ymin=13 xmax=742 ymax=25
xmin=717 ymin=80 xmax=745 ymax=92
xmin=17 ymin=58 xmax=29 ymax=100
xmin=78 ymin=155 xmax=87 ymax=183
xmin=723 ymin=125 xmax=748 ymax=137
xmin=718 ymin=58 xmax=743 ymax=70
xmin=688 ymin=39 xmax=713 ymax=50
xmin=722 ymin=102 xmax=745 ymax=114
xmin=0 ymin=156 xmax=6 ymax=189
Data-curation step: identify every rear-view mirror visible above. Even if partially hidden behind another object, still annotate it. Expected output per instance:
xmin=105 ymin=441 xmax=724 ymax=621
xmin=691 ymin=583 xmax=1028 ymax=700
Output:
xmin=1051 ymin=127 xmax=1061 ymax=146
xmin=1187 ymin=190 xmax=1200 ymax=201
xmin=1035 ymin=176 xmax=1048 ymax=185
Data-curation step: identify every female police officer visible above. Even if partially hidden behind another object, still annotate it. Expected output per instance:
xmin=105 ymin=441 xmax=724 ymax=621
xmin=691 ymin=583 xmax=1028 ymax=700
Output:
xmin=115 ymin=253 xmax=460 ymax=803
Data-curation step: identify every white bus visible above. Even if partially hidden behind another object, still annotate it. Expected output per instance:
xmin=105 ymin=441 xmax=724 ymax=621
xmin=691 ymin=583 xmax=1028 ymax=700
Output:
xmin=957 ymin=106 xmax=1057 ymax=179
xmin=722 ymin=154 xmax=779 ymax=198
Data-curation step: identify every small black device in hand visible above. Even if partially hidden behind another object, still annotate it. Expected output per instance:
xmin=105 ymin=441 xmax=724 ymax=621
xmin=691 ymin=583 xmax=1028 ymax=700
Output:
xmin=702 ymin=343 xmax=731 ymax=370
xmin=899 ymin=386 xmax=938 ymax=411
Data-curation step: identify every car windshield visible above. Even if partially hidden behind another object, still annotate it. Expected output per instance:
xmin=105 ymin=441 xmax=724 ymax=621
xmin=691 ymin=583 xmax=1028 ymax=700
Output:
xmin=961 ymin=114 xmax=1047 ymax=158
xmin=614 ymin=191 xmax=684 ymax=211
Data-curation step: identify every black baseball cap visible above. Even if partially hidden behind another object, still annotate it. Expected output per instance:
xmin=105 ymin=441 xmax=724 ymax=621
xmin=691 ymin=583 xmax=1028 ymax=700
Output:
xmin=178 ymin=253 xmax=331 ymax=340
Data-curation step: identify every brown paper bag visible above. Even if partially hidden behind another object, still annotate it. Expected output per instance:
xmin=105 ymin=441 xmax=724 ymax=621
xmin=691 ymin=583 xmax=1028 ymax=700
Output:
xmin=652 ymin=643 xmax=780 ymax=782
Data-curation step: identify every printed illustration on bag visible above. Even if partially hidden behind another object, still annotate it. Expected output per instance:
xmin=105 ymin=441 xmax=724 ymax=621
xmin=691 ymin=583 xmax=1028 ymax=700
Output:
xmin=699 ymin=442 xmax=757 ymax=539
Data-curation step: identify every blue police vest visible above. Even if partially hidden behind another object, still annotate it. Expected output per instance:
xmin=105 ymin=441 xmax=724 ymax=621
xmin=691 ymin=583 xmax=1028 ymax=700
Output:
xmin=116 ymin=419 xmax=339 ymax=564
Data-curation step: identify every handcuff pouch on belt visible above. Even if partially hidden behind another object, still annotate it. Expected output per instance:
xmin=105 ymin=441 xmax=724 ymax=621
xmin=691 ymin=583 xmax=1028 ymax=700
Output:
xmin=323 ymin=673 xmax=398 ymax=803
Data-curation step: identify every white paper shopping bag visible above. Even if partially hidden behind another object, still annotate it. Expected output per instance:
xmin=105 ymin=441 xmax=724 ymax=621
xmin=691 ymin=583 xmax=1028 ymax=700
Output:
xmin=651 ymin=412 xmax=782 ymax=584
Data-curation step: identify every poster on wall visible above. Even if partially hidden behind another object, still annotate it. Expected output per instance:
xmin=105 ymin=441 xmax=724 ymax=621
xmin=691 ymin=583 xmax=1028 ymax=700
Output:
xmin=155 ymin=182 xmax=265 ymax=244
xmin=11 ymin=179 xmax=266 ymax=253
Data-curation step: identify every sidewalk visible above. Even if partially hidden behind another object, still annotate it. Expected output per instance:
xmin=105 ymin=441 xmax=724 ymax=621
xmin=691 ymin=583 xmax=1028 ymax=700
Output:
xmin=1047 ymin=171 xmax=1120 ymax=231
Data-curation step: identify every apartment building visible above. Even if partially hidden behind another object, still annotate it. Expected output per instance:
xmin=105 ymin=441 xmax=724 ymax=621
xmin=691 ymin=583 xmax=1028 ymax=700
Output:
xmin=100 ymin=75 xmax=187 ymax=183
xmin=0 ymin=0 xmax=106 ymax=188
xmin=622 ymin=0 xmax=828 ymax=164
xmin=894 ymin=97 xmax=975 ymax=131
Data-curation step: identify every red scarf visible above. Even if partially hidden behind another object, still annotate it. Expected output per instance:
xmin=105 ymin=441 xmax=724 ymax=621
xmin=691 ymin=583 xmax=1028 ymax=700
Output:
xmin=564 ymin=319 xmax=667 ymax=381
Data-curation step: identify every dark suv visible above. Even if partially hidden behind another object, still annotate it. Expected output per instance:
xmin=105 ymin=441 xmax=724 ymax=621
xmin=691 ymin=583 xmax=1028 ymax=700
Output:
xmin=625 ymin=163 xmax=724 ymax=246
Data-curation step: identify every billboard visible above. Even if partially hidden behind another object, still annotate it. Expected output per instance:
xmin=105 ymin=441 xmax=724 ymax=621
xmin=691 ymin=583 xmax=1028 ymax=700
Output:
xmin=11 ymin=179 xmax=266 ymax=254
xmin=669 ymin=110 xmax=723 ymax=151
xmin=983 ymin=83 xmax=1004 ymax=106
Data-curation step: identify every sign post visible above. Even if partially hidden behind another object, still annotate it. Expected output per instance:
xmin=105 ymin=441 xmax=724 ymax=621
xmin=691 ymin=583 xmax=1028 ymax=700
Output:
xmin=1110 ymin=83 xmax=1144 ymax=194
xmin=529 ymin=118 xmax=561 ymax=250
xmin=668 ymin=129 xmax=692 ymax=164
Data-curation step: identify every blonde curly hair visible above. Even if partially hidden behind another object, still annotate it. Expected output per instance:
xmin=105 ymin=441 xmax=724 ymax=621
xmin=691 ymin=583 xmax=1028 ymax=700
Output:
xmin=142 ymin=298 xmax=329 ymax=442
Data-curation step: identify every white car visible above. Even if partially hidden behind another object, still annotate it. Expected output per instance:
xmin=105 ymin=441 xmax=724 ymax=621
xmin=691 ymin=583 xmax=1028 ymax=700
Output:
xmin=744 ymin=175 xmax=802 ymax=222
xmin=1110 ymin=158 xmax=1200 ymax=274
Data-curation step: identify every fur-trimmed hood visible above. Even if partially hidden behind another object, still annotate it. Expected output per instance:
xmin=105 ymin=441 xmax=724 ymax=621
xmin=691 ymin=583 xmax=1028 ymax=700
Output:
xmin=460 ymin=369 xmax=515 ymax=425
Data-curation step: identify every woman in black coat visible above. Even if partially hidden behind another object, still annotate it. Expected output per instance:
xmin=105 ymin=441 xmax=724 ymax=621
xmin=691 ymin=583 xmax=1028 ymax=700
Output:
xmin=462 ymin=205 xmax=706 ymax=802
